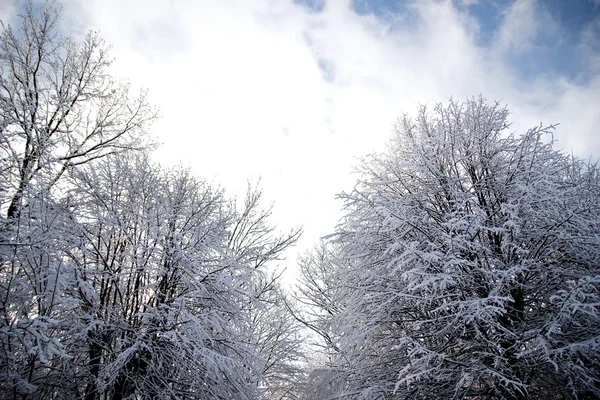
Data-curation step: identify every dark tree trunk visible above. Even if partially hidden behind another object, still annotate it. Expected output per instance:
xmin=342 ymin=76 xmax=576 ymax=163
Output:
xmin=85 ymin=334 xmax=102 ymax=400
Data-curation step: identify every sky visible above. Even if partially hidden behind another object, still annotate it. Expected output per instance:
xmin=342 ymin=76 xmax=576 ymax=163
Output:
xmin=3 ymin=0 xmax=600 ymax=278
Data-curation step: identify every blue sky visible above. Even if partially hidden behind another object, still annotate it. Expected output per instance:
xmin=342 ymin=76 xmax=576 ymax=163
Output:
xmin=300 ymin=0 xmax=600 ymax=83
xmin=2 ymin=0 xmax=599 ymax=276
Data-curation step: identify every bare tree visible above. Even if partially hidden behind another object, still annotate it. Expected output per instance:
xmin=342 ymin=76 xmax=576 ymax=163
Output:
xmin=0 ymin=1 xmax=156 ymax=219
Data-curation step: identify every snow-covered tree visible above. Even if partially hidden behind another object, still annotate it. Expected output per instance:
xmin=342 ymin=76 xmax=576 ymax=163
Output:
xmin=304 ymin=98 xmax=600 ymax=399
xmin=1 ymin=2 xmax=155 ymax=396
xmin=1 ymin=149 xmax=302 ymax=399
xmin=0 ymin=3 xmax=302 ymax=399
xmin=0 ymin=1 xmax=156 ymax=219
xmin=293 ymin=242 xmax=353 ymax=400
xmin=63 ymin=154 xmax=265 ymax=399
xmin=228 ymin=184 xmax=305 ymax=399
xmin=251 ymin=272 xmax=306 ymax=400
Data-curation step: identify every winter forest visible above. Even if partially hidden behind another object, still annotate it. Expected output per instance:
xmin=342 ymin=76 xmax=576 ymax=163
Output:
xmin=1 ymin=2 xmax=599 ymax=400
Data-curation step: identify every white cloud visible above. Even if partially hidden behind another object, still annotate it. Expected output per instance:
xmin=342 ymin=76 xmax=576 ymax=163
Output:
xmin=54 ymin=0 xmax=600 ymax=277
xmin=495 ymin=0 xmax=549 ymax=53
xmin=0 ymin=0 xmax=16 ymax=28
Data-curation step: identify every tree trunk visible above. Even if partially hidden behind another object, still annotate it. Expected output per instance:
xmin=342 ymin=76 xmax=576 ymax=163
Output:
xmin=84 ymin=334 xmax=102 ymax=400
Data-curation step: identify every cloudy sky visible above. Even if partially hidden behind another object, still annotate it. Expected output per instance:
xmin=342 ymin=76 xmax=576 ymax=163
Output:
xmin=3 ymin=0 xmax=600 ymax=275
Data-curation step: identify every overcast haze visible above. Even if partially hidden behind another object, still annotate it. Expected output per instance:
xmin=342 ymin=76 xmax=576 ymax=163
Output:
xmin=6 ymin=0 xmax=598 ymax=273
